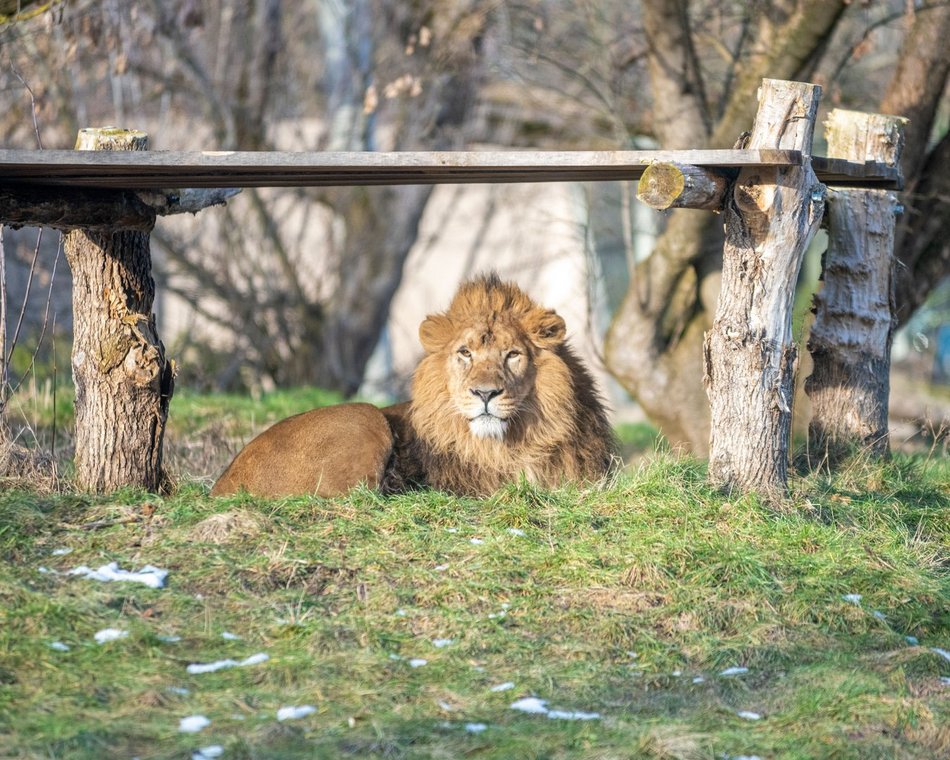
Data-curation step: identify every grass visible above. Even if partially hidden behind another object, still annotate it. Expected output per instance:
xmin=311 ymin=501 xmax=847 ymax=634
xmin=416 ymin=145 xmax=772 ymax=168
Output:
xmin=0 ymin=390 xmax=947 ymax=759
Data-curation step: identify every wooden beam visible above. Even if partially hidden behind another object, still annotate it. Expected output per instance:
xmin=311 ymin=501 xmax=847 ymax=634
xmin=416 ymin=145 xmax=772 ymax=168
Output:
xmin=0 ymin=148 xmax=900 ymax=189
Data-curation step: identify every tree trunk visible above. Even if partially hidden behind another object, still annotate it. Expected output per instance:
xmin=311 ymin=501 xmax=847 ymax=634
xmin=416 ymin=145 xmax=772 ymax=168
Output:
xmin=805 ymin=110 xmax=905 ymax=465
xmin=605 ymin=1 xmax=847 ymax=455
xmin=705 ymin=79 xmax=825 ymax=497
xmin=64 ymin=128 xmax=175 ymax=492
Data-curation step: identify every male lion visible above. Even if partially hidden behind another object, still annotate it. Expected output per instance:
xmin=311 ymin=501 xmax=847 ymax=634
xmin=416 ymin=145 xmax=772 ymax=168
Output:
xmin=211 ymin=273 xmax=617 ymax=498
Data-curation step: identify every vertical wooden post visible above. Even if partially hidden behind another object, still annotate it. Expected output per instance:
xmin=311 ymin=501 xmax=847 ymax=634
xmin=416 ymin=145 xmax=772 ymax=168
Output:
xmin=64 ymin=128 xmax=175 ymax=492
xmin=805 ymin=110 xmax=906 ymax=465
xmin=704 ymin=79 xmax=825 ymax=497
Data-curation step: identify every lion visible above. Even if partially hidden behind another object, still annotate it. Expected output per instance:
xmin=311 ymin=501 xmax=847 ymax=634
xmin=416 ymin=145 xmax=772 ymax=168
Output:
xmin=211 ymin=273 xmax=617 ymax=498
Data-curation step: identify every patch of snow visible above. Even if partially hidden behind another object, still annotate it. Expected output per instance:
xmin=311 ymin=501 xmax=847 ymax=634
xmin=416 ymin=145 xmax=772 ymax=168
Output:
xmin=464 ymin=722 xmax=487 ymax=733
xmin=168 ymin=687 xmax=190 ymax=696
xmin=179 ymin=715 xmax=210 ymax=733
xmin=49 ymin=641 xmax=70 ymax=652
xmin=276 ymin=705 xmax=316 ymax=721
xmin=490 ymin=682 xmax=515 ymax=692
xmin=547 ymin=709 xmax=601 ymax=721
xmin=470 ymin=538 xmax=484 ymax=545
xmin=487 ymin=610 xmax=507 ymax=619
xmin=671 ymin=670 xmax=682 ymax=677
xmin=939 ymin=677 xmax=950 ymax=686
xmin=872 ymin=611 xmax=887 ymax=621
xmin=931 ymin=647 xmax=950 ymax=663
xmin=434 ymin=564 xmax=449 ymax=571
xmin=510 ymin=697 xmax=549 ymax=714
xmin=432 ymin=638 xmax=454 ymax=648
xmin=507 ymin=528 xmax=526 ymax=537
xmin=94 ymin=628 xmax=129 ymax=644
xmin=445 ymin=528 xmax=459 ymax=533
xmin=692 ymin=676 xmax=705 ymax=684
xmin=159 ymin=635 xmax=182 ymax=643
xmin=842 ymin=593 xmax=862 ymax=605
xmin=408 ymin=658 xmax=428 ymax=668
xmin=37 ymin=566 xmax=55 ymax=574
xmin=625 ymin=651 xmax=639 ymax=659
xmin=186 ymin=652 xmax=269 ymax=674
xmin=389 ymin=654 xmax=403 ymax=661
xmin=51 ymin=547 xmax=73 ymax=556
xmin=719 ymin=667 xmax=749 ymax=677
xmin=69 ymin=562 xmax=168 ymax=589
xmin=905 ymin=636 xmax=919 ymax=645
xmin=192 ymin=746 xmax=223 ymax=760
xmin=395 ymin=609 xmax=408 ymax=617
xmin=437 ymin=700 xmax=455 ymax=711
xmin=737 ymin=711 xmax=762 ymax=721
xmin=221 ymin=632 xmax=241 ymax=641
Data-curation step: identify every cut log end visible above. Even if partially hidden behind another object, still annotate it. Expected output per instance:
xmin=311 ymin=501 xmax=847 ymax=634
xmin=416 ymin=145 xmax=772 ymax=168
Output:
xmin=636 ymin=162 xmax=730 ymax=211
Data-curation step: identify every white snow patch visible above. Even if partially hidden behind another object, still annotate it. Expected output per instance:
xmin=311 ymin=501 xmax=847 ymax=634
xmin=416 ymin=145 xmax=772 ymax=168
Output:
xmin=510 ymin=697 xmax=549 ymax=714
xmin=842 ymin=593 xmax=862 ymax=605
xmin=178 ymin=715 xmax=210 ymax=733
xmin=186 ymin=652 xmax=269 ymax=674
xmin=432 ymin=638 xmax=454 ymax=648
xmin=168 ymin=686 xmax=190 ymax=696
xmin=671 ymin=670 xmax=682 ymax=677
xmin=940 ymin=677 xmax=950 ymax=686
xmin=437 ymin=700 xmax=455 ymax=711
xmin=445 ymin=528 xmax=459 ymax=533
xmin=69 ymin=562 xmax=168 ymax=589
xmin=692 ymin=676 xmax=705 ymax=684
xmin=37 ymin=566 xmax=55 ymax=574
xmin=490 ymin=682 xmax=515 ymax=692
xmin=464 ymin=722 xmax=487 ymax=733
xmin=192 ymin=746 xmax=223 ymax=760
xmin=408 ymin=658 xmax=428 ymax=668
xmin=509 ymin=696 xmax=600 ymax=721
xmin=507 ymin=528 xmax=526 ymax=537
xmin=395 ymin=609 xmax=408 ymax=617
xmin=872 ymin=610 xmax=887 ymax=621
xmin=719 ymin=667 xmax=749 ymax=677
xmin=49 ymin=641 xmax=70 ymax=652
xmin=470 ymin=538 xmax=484 ymax=545
xmin=737 ymin=711 xmax=762 ymax=721
xmin=931 ymin=647 xmax=950 ymax=663
xmin=277 ymin=705 xmax=316 ymax=721
xmin=434 ymin=564 xmax=449 ymax=571
xmin=94 ymin=628 xmax=128 ymax=644
xmin=221 ymin=632 xmax=241 ymax=641
xmin=159 ymin=635 xmax=182 ymax=643
xmin=905 ymin=636 xmax=919 ymax=645
xmin=51 ymin=547 xmax=73 ymax=556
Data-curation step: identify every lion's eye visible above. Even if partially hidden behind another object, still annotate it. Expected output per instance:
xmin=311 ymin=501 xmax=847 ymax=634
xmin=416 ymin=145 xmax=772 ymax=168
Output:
xmin=457 ymin=347 xmax=471 ymax=359
xmin=506 ymin=350 xmax=521 ymax=361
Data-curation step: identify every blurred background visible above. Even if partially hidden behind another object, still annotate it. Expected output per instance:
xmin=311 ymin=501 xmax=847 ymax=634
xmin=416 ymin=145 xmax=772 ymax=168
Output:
xmin=0 ymin=0 xmax=946 ymax=478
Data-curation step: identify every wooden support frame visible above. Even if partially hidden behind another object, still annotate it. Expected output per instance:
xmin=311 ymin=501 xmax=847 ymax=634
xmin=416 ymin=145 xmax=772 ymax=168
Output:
xmin=805 ymin=109 xmax=907 ymax=465
xmin=704 ymin=79 xmax=826 ymax=497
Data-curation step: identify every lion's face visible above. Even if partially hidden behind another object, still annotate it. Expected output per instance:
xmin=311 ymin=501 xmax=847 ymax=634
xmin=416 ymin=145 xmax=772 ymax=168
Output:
xmin=442 ymin=320 xmax=537 ymax=440
xmin=415 ymin=280 xmax=568 ymax=443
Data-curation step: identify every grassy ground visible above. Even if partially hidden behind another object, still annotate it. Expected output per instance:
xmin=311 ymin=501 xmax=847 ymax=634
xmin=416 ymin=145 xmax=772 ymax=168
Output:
xmin=0 ymin=389 xmax=948 ymax=759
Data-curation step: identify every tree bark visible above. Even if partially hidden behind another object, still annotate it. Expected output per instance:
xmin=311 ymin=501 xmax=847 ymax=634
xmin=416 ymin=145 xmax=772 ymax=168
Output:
xmin=64 ymin=128 xmax=175 ymax=493
xmin=805 ymin=110 xmax=905 ymax=465
xmin=705 ymin=79 xmax=825 ymax=497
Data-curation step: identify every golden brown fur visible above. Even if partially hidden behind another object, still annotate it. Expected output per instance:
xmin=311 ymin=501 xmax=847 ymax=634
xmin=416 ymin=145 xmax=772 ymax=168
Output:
xmin=211 ymin=274 xmax=617 ymax=498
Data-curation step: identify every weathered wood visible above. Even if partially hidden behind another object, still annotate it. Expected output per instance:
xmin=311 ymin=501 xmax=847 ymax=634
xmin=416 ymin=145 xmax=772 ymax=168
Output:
xmin=636 ymin=162 xmax=731 ymax=210
xmin=0 ymin=185 xmax=239 ymax=232
xmin=805 ymin=109 xmax=907 ymax=464
xmin=64 ymin=128 xmax=175 ymax=493
xmin=0 ymin=148 xmax=899 ymax=189
xmin=704 ymin=78 xmax=826 ymax=497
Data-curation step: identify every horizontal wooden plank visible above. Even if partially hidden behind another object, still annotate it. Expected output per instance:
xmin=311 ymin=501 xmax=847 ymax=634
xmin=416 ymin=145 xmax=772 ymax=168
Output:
xmin=0 ymin=148 xmax=900 ymax=189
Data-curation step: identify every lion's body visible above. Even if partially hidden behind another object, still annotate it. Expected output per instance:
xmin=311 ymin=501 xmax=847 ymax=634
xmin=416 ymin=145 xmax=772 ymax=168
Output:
xmin=211 ymin=274 xmax=617 ymax=498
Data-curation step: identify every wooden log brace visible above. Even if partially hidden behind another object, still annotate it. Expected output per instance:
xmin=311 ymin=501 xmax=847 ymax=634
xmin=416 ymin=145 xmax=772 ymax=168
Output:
xmin=636 ymin=162 xmax=732 ymax=211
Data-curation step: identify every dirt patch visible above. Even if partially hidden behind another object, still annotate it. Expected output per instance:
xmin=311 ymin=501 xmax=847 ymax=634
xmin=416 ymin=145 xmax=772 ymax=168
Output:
xmin=189 ymin=509 xmax=264 ymax=544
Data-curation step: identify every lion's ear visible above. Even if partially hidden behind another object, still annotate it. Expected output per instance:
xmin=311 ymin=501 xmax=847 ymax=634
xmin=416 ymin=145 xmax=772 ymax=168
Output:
xmin=419 ymin=314 xmax=456 ymax=353
xmin=525 ymin=308 xmax=566 ymax=350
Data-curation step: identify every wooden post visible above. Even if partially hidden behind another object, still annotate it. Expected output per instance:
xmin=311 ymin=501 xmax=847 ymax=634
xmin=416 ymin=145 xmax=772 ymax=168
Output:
xmin=64 ymin=128 xmax=175 ymax=492
xmin=805 ymin=109 xmax=906 ymax=465
xmin=704 ymin=79 xmax=825 ymax=497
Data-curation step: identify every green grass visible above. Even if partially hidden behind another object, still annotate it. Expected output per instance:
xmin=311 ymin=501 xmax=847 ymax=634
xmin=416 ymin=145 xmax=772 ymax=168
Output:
xmin=1 ymin=443 xmax=947 ymax=758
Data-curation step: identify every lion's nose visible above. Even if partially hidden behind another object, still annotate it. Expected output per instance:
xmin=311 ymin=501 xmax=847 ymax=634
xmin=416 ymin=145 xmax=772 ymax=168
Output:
xmin=471 ymin=387 xmax=502 ymax=404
